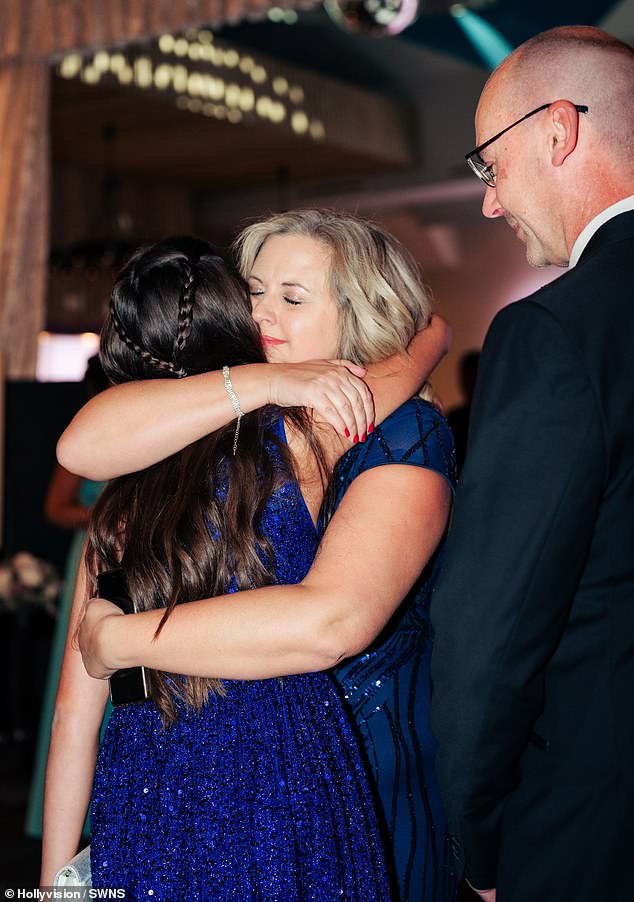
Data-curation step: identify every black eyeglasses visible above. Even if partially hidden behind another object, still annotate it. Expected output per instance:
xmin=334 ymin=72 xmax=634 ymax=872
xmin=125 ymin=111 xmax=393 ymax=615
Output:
xmin=465 ymin=102 xmax=589 ymax=187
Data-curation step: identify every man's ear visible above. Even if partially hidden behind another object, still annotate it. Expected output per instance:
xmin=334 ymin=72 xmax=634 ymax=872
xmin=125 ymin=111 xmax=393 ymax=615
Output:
xmin=549 ymin=100 xmax=582 ymax=167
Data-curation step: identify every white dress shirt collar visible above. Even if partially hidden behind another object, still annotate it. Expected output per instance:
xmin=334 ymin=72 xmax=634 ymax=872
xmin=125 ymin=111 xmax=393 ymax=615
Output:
xmin=569 ymin=195 xmax=634 ymax=269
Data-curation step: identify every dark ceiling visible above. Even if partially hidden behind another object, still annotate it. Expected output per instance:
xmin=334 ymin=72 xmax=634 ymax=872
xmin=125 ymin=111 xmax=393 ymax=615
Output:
xmin=218 ymin=0 xmax=623 ymax=84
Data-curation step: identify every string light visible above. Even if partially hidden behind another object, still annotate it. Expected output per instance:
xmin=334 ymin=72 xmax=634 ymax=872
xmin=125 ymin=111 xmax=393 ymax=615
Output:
xmin=154 ymin=64 xmax=172 ymax=90
xmin=158 ymin=34 xmax=175 ymax=53
xmin=291 ymin=111 xmax=309 ymax=134
xmin=59 ymin=54 xmax=82 ymax=79
xmin=109 ymin=53 xmax=126 ymax=73
xmin=225 ymin=83 xmax=241 ymax=107
xmin=289 ymin=85 xmax=304 ymax=104
xmin=55 ymin=29 xmax=325 ymax=142
xmin=117 ymin=66 xmax=134 ymax=85
xmin=94 ymin=51 xmax=110 ymax=72
xmin=272 ymin=77 xmax=288 ymax=95
xmin=81 ymin=66 xmax=100 ymax=84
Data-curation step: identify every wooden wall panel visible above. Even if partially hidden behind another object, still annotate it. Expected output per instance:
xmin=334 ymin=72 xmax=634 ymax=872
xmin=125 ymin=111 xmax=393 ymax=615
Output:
xmin=0 ymin=62 xmax=50 ymax=377
xmin=0 ymin=1 xmax=318 ymax=62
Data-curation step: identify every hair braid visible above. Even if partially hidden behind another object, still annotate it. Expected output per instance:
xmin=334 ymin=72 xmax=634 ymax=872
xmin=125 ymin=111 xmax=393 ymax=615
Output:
xmin=172 ymin=257 xmax=195 ymax=371
xmin=109 ymin=299 xmax=186 ymax=377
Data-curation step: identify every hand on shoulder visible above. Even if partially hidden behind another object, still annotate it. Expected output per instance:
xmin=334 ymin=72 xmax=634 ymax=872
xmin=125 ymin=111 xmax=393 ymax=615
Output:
xmin=266 ymin=359 xmax=374 ymax=441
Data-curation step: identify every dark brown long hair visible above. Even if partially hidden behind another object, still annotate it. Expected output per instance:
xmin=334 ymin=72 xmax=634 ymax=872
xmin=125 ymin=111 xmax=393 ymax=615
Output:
xmin=86 ymin=237 xmax=305 ymax=724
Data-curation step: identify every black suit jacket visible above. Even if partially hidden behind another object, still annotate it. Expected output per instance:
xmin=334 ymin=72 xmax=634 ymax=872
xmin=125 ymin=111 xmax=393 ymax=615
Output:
xmin=430 ymin=211 xmax=634 ymax=901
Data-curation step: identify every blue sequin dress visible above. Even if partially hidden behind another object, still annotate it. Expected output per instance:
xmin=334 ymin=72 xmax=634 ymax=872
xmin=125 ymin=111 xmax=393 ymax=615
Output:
xmin=321 ymin=399 xmax=458 ymax=902
xmin=90 ymin=418 xmax=390 ymax=902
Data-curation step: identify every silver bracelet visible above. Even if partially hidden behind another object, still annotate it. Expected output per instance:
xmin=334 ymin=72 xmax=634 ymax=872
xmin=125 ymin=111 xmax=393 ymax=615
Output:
xmin=222 ymin=366 xmax=244 ymax=455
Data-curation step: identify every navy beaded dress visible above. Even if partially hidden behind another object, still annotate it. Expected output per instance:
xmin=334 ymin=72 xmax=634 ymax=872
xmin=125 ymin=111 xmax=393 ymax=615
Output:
xmin=320 ymin=399 xmax=458 ymax=902
xmin=90 ymin=417 xmax=390 ymax=902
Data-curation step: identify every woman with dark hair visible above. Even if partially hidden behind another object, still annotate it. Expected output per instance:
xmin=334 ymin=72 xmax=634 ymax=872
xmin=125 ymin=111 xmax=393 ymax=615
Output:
xmin=58 ymin=211 xmax=457 ymax=901
xmin=41 ymin=237 xmax=394 ymax=898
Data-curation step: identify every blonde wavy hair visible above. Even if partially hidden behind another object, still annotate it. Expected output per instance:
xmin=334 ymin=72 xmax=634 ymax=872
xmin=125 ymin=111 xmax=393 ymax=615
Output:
xmin=233 ymin=209 xmax=434 ymax=366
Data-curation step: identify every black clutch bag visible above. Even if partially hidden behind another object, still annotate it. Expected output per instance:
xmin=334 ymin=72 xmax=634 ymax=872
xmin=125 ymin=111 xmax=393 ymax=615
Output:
xmin=97 ymin=569 xmax=149 ymax=707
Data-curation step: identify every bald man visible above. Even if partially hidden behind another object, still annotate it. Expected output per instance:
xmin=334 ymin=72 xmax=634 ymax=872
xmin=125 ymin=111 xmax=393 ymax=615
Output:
xmin=430 ymin=27 xmax=634 ymax=902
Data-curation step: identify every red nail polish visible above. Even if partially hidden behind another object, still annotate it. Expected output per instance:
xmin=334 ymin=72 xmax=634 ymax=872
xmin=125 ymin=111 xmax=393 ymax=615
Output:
xmin=353 ymin=434 xmax=359 ymax=444
xmin=360 ymin=432 xmax=366 ymax=443
xmin=344 ymin=427 xmax=350 ymax=438
xmin=368 ymin=422 xmax=374 ymax=434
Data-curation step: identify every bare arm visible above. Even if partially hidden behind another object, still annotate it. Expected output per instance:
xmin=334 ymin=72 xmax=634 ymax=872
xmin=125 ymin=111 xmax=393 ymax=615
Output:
xmin=44 ymin=465 xmax=92 ymax=531
xmin=367 ymin=312 xmax=451 ymax=424
xmin=41 ymin=548 xmax=109 ymax=885
xmin=79 ymin=465 xmax=451 ymax=681
xmin=57 ymin=361 xmax=367 ymax=480
xmin=57 ymin=314 xmax=450 ymax=481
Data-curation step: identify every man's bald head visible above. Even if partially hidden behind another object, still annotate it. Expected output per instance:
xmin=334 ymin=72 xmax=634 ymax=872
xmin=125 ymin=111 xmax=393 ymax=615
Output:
xmin=480 ymin=27 xmax=634 ymax=168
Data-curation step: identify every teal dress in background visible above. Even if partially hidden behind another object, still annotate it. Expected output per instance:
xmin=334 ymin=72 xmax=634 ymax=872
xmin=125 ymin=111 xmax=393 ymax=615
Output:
xmin=25 ymin=478 xmax=109 ymax=838
xmin=321 ymin=399 xmax=458 ymax=902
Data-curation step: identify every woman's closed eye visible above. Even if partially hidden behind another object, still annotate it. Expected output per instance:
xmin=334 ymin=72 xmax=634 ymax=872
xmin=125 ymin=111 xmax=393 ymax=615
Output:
xmin=248 ymin=288 xmax=301 ymax=306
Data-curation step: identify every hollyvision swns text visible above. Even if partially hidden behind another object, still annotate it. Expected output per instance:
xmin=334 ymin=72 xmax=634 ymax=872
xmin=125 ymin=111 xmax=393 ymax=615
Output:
xmin=4 ymin=890 xmax=126 ymax=900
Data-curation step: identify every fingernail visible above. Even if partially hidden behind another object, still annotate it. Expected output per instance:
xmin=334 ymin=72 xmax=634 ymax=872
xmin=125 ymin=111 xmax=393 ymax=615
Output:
xmin=360 ymin=432 xmax=366 ymax=442
xmin=344 ymin=427 xmax=350 ymax=438
xmin=368 ymin=422 xmax=374 ymax=434
xmin=353 ymin=434 xmax=359 ymax=444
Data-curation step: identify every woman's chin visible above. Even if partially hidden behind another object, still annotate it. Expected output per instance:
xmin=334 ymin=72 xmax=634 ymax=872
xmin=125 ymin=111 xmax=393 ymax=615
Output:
xmin=264 ymin=346 xmax=288 ymax=364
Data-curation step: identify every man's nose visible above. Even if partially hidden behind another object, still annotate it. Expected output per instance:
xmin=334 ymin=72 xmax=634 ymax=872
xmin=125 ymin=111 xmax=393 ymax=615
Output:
xmin=482 ymin=185 xmax=503 ymax=219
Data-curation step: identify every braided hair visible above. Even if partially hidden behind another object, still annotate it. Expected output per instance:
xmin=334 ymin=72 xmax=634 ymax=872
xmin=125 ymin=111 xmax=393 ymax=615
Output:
xmin=87 ymin=236 xmax=297 ymax=725
xmin=102 ymin=239 xmax=216 ymax=381
xmin=108 ymin=300 xmax=187 ymax=377
xmin=172 ymin=256 xmax=195 ymax=373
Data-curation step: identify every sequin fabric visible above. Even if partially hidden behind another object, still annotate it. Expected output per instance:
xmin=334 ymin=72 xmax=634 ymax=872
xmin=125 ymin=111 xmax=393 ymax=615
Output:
xmin=90 ymin=417 xmax=390 ymax=901
xmin=320 ymin=399 xmax=459 ymax=902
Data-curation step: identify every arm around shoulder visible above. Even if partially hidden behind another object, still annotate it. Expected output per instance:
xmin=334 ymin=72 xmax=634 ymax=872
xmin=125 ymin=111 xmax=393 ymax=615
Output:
xmin=56 ymin=359 xmax=374 ymax=480
xmin=56 ymin=365 xmax=272 ymax=480
xmin=366 ymin=313 xmax=451 ymax=424
xmin=80 ymin=461 xmax=451 ymax=681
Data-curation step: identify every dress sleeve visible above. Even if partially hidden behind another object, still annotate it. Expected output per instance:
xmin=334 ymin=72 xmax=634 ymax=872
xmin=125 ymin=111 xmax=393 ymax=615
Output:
xmin=320 ymin=399 xmax=456 ymax=531
xmin=353 ymin=399 xmax=457 ymax=492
